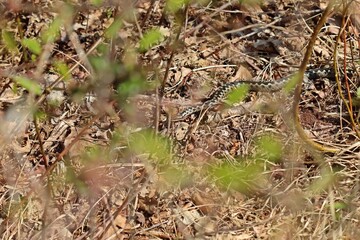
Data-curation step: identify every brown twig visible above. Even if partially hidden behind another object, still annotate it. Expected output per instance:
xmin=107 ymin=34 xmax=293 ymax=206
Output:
xmin=155 ymin=9 xmax=185 ymax=133
xmin=292 ymin=0 xmax=339 ymax=153
xmin=333 ymin=1 xmax=360 ymax=137
xmin=39 ymin=104 xmax=111 ymax=181
xmin=141 ymin=0 xmax=156 ymax=28
xmin=33 ymin=115 xmax=49 ymax=169
xmin=97 ymin=167 xmax=151 ymax=239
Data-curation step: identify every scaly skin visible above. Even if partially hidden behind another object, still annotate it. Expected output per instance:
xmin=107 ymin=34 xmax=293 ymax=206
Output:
xmin=176 ymin=67 xmax=352 ymax=120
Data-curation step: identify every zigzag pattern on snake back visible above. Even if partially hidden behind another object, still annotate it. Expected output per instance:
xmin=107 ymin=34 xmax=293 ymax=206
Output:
xmin=175 ymin=67 xmax=353 ymax=120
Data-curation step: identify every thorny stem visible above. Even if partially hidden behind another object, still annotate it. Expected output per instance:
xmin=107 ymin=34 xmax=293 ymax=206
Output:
xmin=6 ymin=38 xmax=103 ymax=139
xmin=0 ymin=103 xmax=110 ymax=232
xmin=0 ymin=35 xmax=104 ymax=233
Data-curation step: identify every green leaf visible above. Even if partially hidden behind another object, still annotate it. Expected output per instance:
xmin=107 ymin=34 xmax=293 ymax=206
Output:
xmin=2 ymin=30 xmax=18 ymax=53
xmin=31 ymin=54 xmax=37 ymax=62
xmin=166 ymin=0 xmax=188 ymax=13
xmin=333 ymin=201 xmax=347 ymax=210
xmin=117 ymin=74 xmax=145 ymax=96
xmin=255 ymin=134 xmax=282 ymax=162
xmin=284 ymin=74 xmax=299 ymax=93
xmin=225 ymin=84 xmax=249 ymax=105
xmin=90 ymin=0 xmax=103 ymax=6
xmin=89 ymin=56 xmax=110 ymax=72
xmin=129 ymin=130 xmax=172 ymax=164
xmin=139 ymin=28 xmax=163 ymax=52
xmin=54 ymin=61 xmax=70 ymax=81
xmin=104 ymin=18 xmax=123 ymax=39
xmin=238 ymin=0 xmax=264 ymax=5
xmin=161 ymin=166 xmax=192 ymax=187
xmin=41 ymin=18 xmax=62 ymax=43
xmin=65 ymin=161 xmax=89 ymax=196
xmin=357 ymin=87 xmax=360 ymax=98
xmin=13 ymin=76 xmax=42 ymax=95
xmin=21 ymin=38 xmax=42 ymax=55
xmin=309 ymin=170 xmax=336 ymax=194
xmin=34 ymin=110 xmax=48 ymax=121
xmin=211 ymin=161 xmax=264 ymax=195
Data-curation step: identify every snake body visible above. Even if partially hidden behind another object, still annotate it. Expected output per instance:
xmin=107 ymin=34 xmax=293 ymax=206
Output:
xmin=176 ymin=67 xmax=350 ymax=120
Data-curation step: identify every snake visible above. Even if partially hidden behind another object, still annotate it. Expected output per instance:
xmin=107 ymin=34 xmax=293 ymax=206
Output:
xmin=176 ymin=67 xmax=353 ymax=120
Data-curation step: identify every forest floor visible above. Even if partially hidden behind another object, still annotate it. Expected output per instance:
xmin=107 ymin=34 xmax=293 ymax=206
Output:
xmin=0 ymin=0 xmax=360 ymax=239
